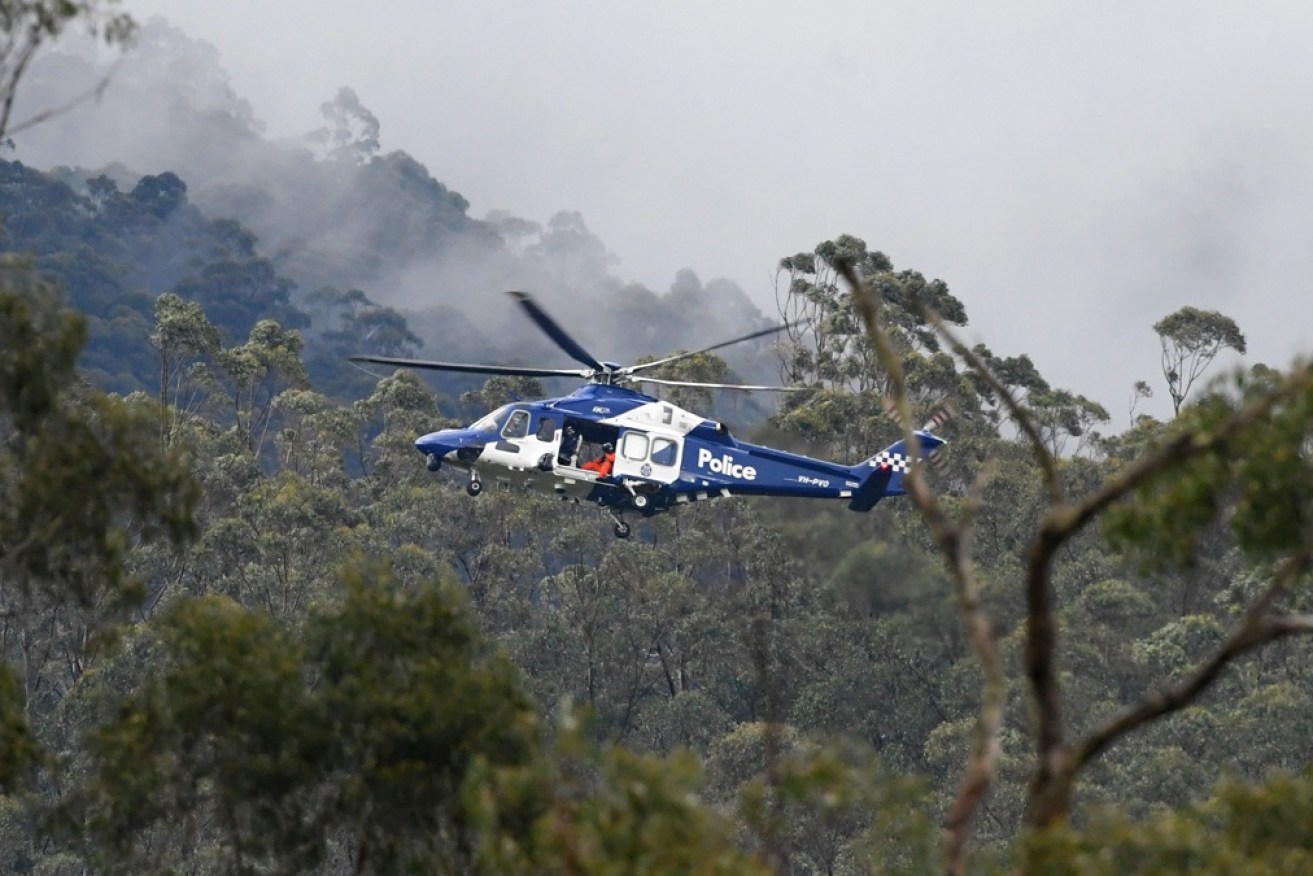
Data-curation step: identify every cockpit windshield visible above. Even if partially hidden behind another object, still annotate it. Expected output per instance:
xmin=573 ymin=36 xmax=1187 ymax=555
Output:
xmin=470 ymin=405 xmax=512 ymax=433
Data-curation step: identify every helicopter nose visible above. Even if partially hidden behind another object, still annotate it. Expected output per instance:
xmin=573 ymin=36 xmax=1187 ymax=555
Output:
xmin=415 ymin=430 xmax=485 ymax=465
xmin=414 ymin=431 xmax=453 ymax=460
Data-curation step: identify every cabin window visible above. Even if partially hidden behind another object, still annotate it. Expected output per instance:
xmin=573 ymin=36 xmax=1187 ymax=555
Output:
xmin=651 ymin=437 xmax=678 ymax=466
xmin=502 ymin=409 xmax=530 ymax=439
xmin=535 ymin=417 xmax=557 ymax=441
xmin=620 ymin=432 xmax=649 ymax=461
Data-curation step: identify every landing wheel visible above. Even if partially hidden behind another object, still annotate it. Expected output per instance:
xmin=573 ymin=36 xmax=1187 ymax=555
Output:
xmin=613 ymin=521 xmax=631 ymax=539
xmin=426 ymin=453 xmax=442 ymax=472
xmin=466 ymin=477 xmax=483 ymax=497
xmin=632 ymin=493 xmax=650 ymax=510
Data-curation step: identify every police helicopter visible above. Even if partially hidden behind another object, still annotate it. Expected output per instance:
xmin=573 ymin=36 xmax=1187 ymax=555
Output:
xmin=351 ymin=291 xmax=947 ymax=538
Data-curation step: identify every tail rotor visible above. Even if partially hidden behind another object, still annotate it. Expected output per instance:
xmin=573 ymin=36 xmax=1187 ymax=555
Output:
xmin=881 ymin=398 xmax=956 ymax=475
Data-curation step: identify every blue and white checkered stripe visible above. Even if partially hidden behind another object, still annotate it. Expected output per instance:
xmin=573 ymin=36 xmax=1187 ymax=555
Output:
xmin=870 ymin=451 xmax=912 ymax=472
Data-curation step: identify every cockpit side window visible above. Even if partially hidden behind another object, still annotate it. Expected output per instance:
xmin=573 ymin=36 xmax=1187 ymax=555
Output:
xmin=502 ymin=409 xmax=530 ymax=439
xmin=472 ymin=404 xmax=512 ymax=433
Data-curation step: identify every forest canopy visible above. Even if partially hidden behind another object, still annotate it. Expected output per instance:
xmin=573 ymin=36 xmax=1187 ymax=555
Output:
xmin=3 ymin=10 xmax=1313 ymax=874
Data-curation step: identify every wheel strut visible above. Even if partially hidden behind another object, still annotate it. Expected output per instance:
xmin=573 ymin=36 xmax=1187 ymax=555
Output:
xmin=608 ymin=510 xmax=631 ymax=539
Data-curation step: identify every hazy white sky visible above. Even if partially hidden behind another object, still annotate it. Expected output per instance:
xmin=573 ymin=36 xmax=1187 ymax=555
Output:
xmin=121 ymin=1 xmax=1313 ymax=419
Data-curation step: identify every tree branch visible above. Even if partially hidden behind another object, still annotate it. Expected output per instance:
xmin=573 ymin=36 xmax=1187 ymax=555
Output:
xmin=1052 ymin=363 xmax=1311 ymax=544
xmin=913 ymin=299 xmax=1064 ymax=505
xmin=1072 ymin=546 xmax=1313 ymax=770
xmin=1022 ymin=362 xmax=1313 ymax=806
xmin=4 ymin=64 xmax=117 ymax=137
xmin=839 ymin=261 xmax=1005 ymax=875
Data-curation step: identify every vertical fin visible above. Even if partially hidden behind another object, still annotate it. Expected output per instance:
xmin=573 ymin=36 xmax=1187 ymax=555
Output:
xmin=846 ymin=431 xmax=946 ymax=512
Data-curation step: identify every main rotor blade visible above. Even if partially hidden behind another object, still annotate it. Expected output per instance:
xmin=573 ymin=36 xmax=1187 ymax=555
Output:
xmin=623 ymin=322 xmax=797 ymax=375
xmin=508 ymin=290 xmax=605 ymax=372
xmin=349 ymin=354 xmax=589 ymax=379
xmin=631 ymin=375 xmax=805 ymax=392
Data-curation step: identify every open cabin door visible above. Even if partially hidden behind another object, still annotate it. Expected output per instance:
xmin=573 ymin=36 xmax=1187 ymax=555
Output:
xmin=612 ymin=429 xmax=682 ymax=484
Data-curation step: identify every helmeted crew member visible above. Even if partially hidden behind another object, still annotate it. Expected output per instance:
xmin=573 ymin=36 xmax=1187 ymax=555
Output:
xmin=581 ymin=442 xmax=615 ymax=477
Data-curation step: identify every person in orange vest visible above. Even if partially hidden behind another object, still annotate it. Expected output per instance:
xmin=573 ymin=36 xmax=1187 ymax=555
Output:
xmin=581 ymin=442 xmax=615 ymax=477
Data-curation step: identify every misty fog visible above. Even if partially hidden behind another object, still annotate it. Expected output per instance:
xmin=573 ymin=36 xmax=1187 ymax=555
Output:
xmin=13 ymin=5 xmax=1313 ymax=422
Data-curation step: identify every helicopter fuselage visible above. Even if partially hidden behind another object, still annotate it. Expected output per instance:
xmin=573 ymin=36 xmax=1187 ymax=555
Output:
xmin=416 ymin=383 xmax=941 ymax=532
xmin=354 ymin=289 xmax=944 ymax=538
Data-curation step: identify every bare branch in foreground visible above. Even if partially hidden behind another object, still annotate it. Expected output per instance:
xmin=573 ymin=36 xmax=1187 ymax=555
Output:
xmin=1024 ymin=364 xmax=1313 ymax=825
xmin=5 ymin=64 xmax=117 ymax=137
xmin=911 ymin=297 xmax=1064 ymax=505
xmin=839 ymin=262 xmax=1005 ymax=876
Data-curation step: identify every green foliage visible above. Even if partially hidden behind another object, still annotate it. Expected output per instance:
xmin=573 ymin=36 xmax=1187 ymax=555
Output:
xmin=71 ymin=561 xmax=543 ymax=874
xmin=311 ymin=561 xmax=541 ymax=872
xmin=214 ymin=318 xmax=310 ymax=452
xmin=459 ymin=375 xmax=546 ymax=417
xmin=0 ymin=665 xmax=39 ymax=791
xmin=1019 ymin=768 xmax=1313 ymax=874
xmin=7 ymin=201 xmax=1313 ymax=873
xmin=0 ymin=160 xmax=310 ymax=395
xmin=1106 ymin=366 xmax=1313 ymax=567
xmin=1026 ymin=388 xmax=1111 ymax=457
xmin=468 ymin=713 xmax=771 ymax=876
xmin=707 ymin=724 xmax=938 ymax=874
xmin=0 ymin=260 xmax=199 ymax=865
xmin=76 ymin=595 xmax=320 ymax=873
xmin=0 ymin=263 xmax=197 ymax=606
xmin=1132 ymin=615 xmax=1225 ymax=679
xmin=775 ymin=235 xmax=967 ymax=395
xmin=303 ymin=285 xmax=422 ymax=398
xmin=631 ymin=350 xmax=730 ymax=413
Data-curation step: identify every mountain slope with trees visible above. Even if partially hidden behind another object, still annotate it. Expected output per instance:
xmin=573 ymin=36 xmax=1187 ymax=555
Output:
xmin=4 ymin=228 xmax=1310 ymax=872
xmin=2 ymin=7 xmax=1312 ymax=873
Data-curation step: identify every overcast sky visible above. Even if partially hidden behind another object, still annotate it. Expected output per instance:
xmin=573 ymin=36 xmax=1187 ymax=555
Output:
xmin=119 ymin=1 xmax=1313 ymax=421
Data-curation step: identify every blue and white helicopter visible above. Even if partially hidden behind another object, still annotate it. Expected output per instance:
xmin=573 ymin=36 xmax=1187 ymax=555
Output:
xmin=352 ymin=291 xmax=946 ymax=538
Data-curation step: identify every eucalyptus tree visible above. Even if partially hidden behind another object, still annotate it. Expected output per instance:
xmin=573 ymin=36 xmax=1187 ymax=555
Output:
xmin=0 ymin=261 xmax=196 ymax=794
xmin=151 ymin=291 xmax=221 ymax=445
xmin=629 ymin=350 xmax=731 ymax=413
xmin=70 ymin=564 xmax=542 ymax=874
xmin=1153 ymin=305 xmax=1246 ymax=415
xmin=775 ymin=235 xmax=967 ymax=394
xmin=772 ymin=236 xmax=990 ymax=464
xmin=215 ymin=318 xmax=310 ymax=453
xmin=307 ymin=86 xmax=381 ymax=165
xmin=837 ymin=256 xmax=1313 ymax=872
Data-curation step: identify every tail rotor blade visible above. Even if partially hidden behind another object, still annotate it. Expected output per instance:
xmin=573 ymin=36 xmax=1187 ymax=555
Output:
xmin=883 ymin=398 xmax=957 ymax=433
xmin=922 ymin=401 xmax=956 ymax=433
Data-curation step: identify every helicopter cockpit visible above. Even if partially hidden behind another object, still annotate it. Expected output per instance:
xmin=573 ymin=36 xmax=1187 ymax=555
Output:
xmin=469 ymin=404 xmax=513 ymax=434
xmin=467 ymin=405 xmax=618 ymax=480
